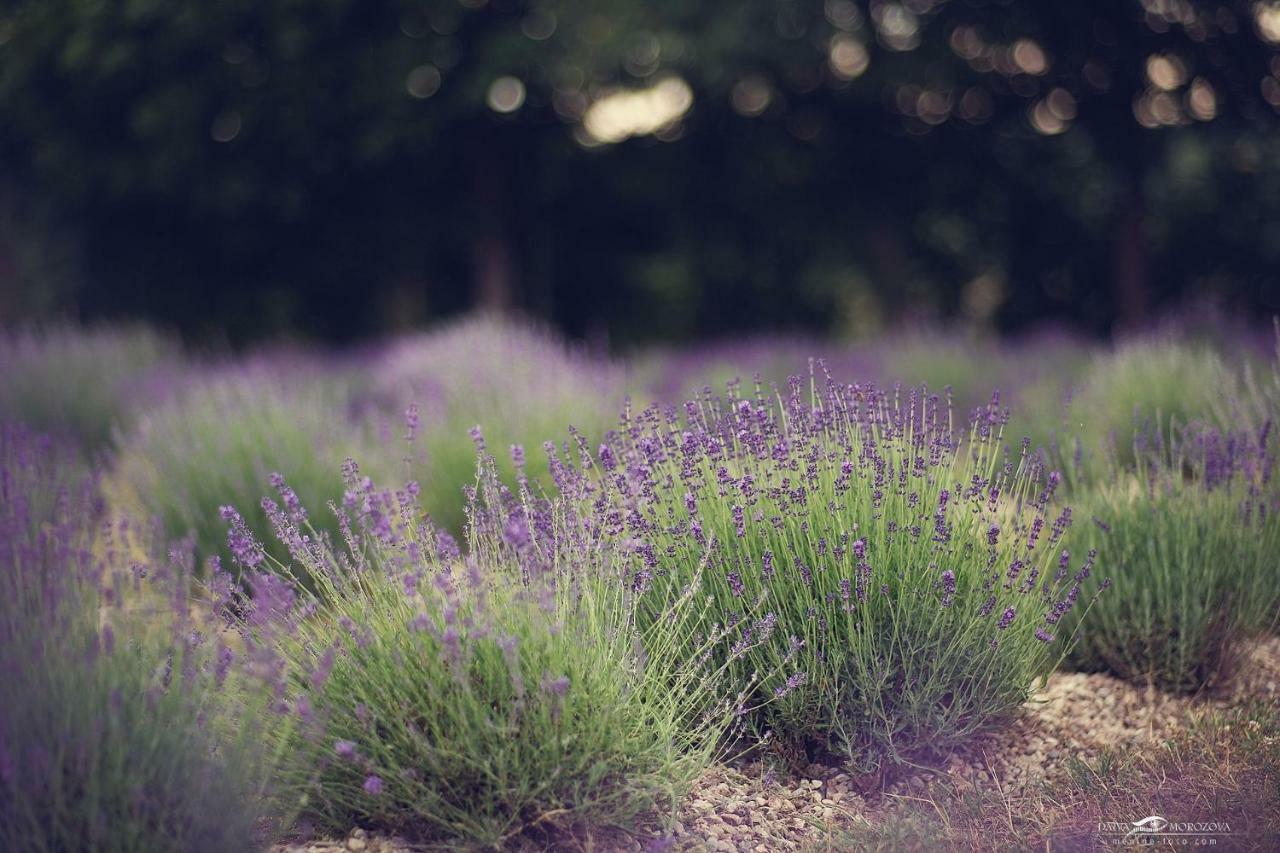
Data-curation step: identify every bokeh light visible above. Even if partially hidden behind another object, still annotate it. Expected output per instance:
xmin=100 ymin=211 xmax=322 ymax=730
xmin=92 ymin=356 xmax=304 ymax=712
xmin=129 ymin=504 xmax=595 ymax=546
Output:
xmin=406 ymin=65 xmax=442 ymax=99
xmin=581 ymin=77 xmax=693 ymax=144
xmin=486 ymin=77 xmax=526 ymax=113
xmin=828 ymin=36 xmax=870 ymax=80
xmin=210 ymin=110 xmax=242 ymax=143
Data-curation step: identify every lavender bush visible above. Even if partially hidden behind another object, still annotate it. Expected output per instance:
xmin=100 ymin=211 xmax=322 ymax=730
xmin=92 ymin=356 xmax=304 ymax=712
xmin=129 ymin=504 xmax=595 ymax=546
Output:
xmin=639 ymin=330 xmax=1092 ymax=441
xmin=0 ymin=325 xmax=181 ymax=449
xmin=1232 ymin=320 xmax=1280 ymax=438
xmin=878 ymin=330 xmax=1090 ymax=419
xmin=114 ymin=367 xmax=378 ymax=577
xmin=0 ymin=424 xmax=279 ymax=852
xmin=1065 ymin=422 xmax=1280 ymax=692
xmin=534 ymin=372 xmax=1098 ymax=771
xmin=364 ymin=315 xmax=625 ymax=534
xmin=636 ymin=336 xmax=875 ymax=403
xmin=1029 ymin=339 xmax=1247 ymax=486
xmin=221 ymin=442 xmax=770 ymax=847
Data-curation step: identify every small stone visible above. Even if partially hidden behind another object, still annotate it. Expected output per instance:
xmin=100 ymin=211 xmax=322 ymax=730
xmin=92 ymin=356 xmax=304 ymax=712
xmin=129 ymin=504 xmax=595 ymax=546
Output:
xmin=346 ymin=839 xmax=366 ymax=852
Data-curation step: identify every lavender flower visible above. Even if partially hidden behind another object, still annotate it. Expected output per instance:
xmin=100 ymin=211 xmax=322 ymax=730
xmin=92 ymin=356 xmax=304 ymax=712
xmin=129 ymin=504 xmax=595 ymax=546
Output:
xmin=215 ymin=645 xmax=235 ymax=687
xmin=310 ymin=646 xmax=337 ymax=690
xmin=220 ymin=506 xmax=264 ymax=570
xmin=940 ymin=569 xmax=956 ymax=606
xmin=773 ymin=672 xmax=807 ymax=699
xmin=541 ymin=674 xmax=571 ymax=697
xmin=1026 ymin=517 xmax=1044 ymax=550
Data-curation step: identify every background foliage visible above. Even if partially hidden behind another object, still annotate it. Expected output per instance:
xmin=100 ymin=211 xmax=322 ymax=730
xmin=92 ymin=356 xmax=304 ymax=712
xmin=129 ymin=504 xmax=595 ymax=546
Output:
xmin=2 ymin=1 xmax=1279 ymax=345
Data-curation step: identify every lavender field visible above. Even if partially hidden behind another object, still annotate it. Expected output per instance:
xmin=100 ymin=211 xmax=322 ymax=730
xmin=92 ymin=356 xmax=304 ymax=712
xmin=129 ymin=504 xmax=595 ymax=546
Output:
xmin=2 ymin=315 xmax=1279 ymax=852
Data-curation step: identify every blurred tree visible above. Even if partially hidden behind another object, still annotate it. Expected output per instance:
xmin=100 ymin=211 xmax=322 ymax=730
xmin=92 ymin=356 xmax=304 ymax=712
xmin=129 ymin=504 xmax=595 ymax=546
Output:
xmin=0 ymin=0 xmax=1277 ymax=342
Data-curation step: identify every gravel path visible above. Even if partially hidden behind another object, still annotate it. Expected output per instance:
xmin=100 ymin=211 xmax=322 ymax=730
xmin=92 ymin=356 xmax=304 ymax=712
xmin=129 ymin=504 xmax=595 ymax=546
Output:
xmin=275 ymin=637 xmax=1280 ymax=852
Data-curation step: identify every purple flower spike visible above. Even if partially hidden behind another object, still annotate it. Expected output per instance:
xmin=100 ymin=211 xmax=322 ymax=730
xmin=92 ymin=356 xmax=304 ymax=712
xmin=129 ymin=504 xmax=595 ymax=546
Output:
xmin=542 ymin=674 xmax=571 ymax=697
xmin=773 ymin=671 xmax=807 ymax=699
xmin=335 ymin=740 xmax=357 ymax=760
xmin=940 ymin=569 xmax=956 ymax=606
xmin=363 ymin=775 xmax=384 ymax=795
xmin=998 ymin=606 xmax=1016 ymax=630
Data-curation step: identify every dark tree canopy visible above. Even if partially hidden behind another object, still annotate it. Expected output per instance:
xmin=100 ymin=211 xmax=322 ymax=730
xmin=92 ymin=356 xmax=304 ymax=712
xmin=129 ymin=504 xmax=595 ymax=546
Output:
xmin=1 ymin=0 xmax=1278 ymax=343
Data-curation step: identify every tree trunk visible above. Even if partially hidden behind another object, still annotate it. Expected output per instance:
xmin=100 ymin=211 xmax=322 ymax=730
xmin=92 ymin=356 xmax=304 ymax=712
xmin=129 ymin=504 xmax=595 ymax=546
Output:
xmin=1112 ymin=188 xmax=1148 ymax=330
xmin=467 ymin=130 xmax=519 ymax=314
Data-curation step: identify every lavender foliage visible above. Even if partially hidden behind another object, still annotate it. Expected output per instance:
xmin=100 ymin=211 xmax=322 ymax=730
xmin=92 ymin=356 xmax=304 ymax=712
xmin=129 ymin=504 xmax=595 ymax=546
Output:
xmin=220 ymin=443 xmax=767 ymax=848
xmin=0 ymin=424 xmax=276 ymax=852
xmin=514 ymin=370 xmax=1094 ymax=769
xmin=1065 ymin=419 xmax=1280 ymax=692
xmin=358 ymin=314 xmax=626 ymax=534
